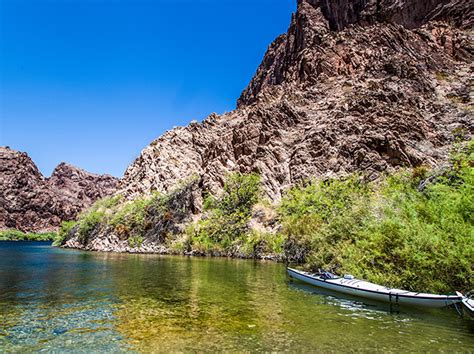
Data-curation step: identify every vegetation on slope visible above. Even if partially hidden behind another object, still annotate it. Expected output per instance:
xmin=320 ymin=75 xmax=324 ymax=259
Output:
xmin=59 ymin=178 xmax=200 ymax=249
xmin=59 ymin=140 xmax=473 ymax=293
xmin=186 ymin=173 xmax=282 ymax=257
xmin=281 ymin=140 xmax=473 ymax=293
xmin=0 ymin=230 xmax=57 ymax=242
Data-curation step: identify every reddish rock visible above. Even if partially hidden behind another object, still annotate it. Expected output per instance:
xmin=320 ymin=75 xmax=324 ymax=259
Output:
xmin=0 ymin=147 xmax=118 ymax=232
xmin=119 ymin=0 xmax=472 ymax=203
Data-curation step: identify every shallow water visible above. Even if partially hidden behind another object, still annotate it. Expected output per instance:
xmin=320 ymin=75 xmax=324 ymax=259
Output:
xmin=1 ymin=241 xmax=473 ymax=352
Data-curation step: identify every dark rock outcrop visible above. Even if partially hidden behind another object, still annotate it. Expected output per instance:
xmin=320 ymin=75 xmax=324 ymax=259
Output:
xmin=307 ymin=0 xmax=473 ymax=32
xmin=239 ymin=0 xmax=473 ymax=106
xmin=0 ymin=147 xmax=118 ymax=232
xmin=119 ymin=0 xmax=472 ymax=204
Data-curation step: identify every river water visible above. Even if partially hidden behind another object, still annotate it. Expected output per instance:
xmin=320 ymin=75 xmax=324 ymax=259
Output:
xmin=0 ymin=241 xmax=473 ymax=352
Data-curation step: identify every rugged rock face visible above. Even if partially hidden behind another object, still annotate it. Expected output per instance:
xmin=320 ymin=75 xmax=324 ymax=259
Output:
xmin=119 ymin=0 xmax=472 ymax=205
xmin=239 ymin=0 xmax=473 ymax=106
xmin=48 ymin=162 xmax=118 ymax=207
xmin=301 ymin=0 xmax=473 ymax=32
xmin=63 ymin=178 xmax=201 ymax=253
xmin=0 ymin=147 xmax=119 ymax=232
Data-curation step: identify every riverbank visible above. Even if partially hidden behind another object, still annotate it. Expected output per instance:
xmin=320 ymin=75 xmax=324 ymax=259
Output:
xmin=58 ymin=140 xmax=473 ymax=294
xmin=0 ymin=230 xmax=56 ymax=242
xmin=60 ymin=238 xmax=282 ymax=261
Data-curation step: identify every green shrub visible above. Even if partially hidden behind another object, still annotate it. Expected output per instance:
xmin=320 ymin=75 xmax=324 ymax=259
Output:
xmin=53 ymin=221 xmax=76 ymax=246
xmin=68 ymin=178 xmax=198 ymax=245
xmin=280 ymin=176 xmax=371 ymax=264
xmin=207 ymin=172 xmax=261 ymax=215
xmin=0 ymin=230 xmax=26 ymax=241
xmin=71 ymin=195 xmax=127 ymax=244
xmin=280 ymin=141 xmax=473 ymax=293
xmin=241 ymin=230 xmax=285 ymax=258
xmin=77 ymin=210 xmax=104 ymax=243
xmin=128 ymin=235 xmax=144 ymax=248
xmin=191 ymin=173 xmax=261 ymax=253
xmin=109 ymin=197 xmax=151 ymax=234
xmin=96 ymin=195 xmax=123 ymax=209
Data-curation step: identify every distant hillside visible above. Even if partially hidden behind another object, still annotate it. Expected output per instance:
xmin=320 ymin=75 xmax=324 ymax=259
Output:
xmin=0 ymin=147 xmax=118 ymax=232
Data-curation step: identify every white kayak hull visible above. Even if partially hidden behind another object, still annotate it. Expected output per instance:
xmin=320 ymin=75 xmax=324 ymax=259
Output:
xmin=287 ymin=268 xmax=462 ymax=308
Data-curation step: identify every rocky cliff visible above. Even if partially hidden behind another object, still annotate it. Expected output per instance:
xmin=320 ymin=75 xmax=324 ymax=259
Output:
xmin=0 ymin=147 xmax=118 ymax=232
xmin=119 ymin=0 xmax=472 ymax=205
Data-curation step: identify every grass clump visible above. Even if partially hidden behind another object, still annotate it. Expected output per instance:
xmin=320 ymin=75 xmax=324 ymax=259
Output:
xmin=0 ymin=230 xmax=56 ymax=241
xmin=280 ymin=141 xmax=474 ymax=293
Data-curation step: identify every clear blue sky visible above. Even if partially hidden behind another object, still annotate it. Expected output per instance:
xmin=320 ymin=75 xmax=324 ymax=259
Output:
xmin=0 ymin=0 xmax=295 ymax=177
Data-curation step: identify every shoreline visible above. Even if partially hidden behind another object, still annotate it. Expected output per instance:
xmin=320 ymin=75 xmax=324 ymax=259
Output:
xmin=60 ymin=242 xmax=283 ymax=262
xmin=0 ymin=239 xmax=54 ymax=243
xmin=0 ymin=230 xmax=56 ymax=242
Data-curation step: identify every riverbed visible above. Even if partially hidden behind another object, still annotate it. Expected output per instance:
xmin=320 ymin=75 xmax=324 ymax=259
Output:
xmin=1 ymin=241 xmax=473 ymax=351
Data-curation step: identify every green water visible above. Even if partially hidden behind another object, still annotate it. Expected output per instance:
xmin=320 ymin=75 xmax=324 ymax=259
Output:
xmin=1 ymin=242 xmax=473 ymax=352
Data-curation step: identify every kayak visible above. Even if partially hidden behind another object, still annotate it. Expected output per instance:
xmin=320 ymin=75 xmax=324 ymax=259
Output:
xmin=461 ymin=295 xmax=474 ymax=317
xmin=287 ymin=268 xmax=462 ymax=308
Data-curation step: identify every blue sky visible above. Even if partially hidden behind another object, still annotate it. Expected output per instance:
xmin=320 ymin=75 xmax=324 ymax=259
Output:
xmin=0 ymin=0 xmax=295 ymax=177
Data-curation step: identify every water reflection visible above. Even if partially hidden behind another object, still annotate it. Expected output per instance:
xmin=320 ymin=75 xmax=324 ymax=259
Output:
xmin=289 ymin=281 xmax=474 ymax=332
xmin=1 ymin=242 xmax=473 ymax=352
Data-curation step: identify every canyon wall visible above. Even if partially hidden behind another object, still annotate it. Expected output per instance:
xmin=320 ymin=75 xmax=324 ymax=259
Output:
xmin=119 ymin=0 xmax=472 ymax=204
